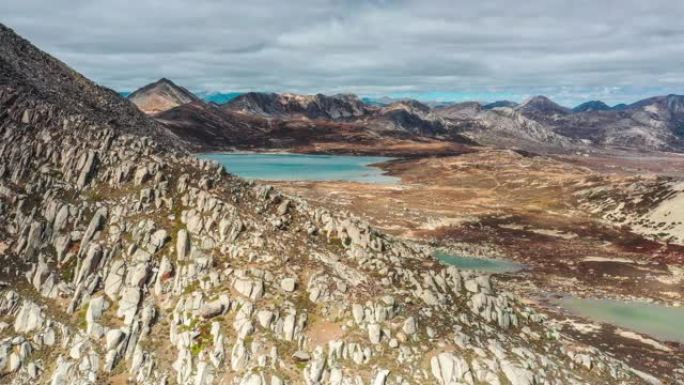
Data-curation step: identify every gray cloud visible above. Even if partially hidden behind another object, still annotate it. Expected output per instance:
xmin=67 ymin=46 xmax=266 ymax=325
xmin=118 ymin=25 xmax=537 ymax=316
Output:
xmin=2 ymin=0 xmax=682 ymax=105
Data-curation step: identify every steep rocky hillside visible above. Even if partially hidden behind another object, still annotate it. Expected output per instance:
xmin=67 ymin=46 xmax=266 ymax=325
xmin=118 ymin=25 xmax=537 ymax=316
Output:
xmin=0 ymin=22 xmax=665 ymax=385
xmin=0 ymin=25 xmax=181 ymax=149
xmin=129 ymin=78 xmax=201 ymax=115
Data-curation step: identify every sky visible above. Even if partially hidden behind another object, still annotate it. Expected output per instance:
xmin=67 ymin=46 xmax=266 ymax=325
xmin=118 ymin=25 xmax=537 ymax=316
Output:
xmin=2 ymin=0 xmax=683 ymax=106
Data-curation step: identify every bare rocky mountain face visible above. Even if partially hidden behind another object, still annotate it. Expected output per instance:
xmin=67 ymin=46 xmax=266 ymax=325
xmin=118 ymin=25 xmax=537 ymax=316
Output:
xmin=128 ymin=78 xmax=201 ymax=115
xmin=362 ymin=100 xmax=448 ymax=137
xmin=223 ymin=92 xmax=371 ymax=120
xmin=434 ymin=102 xmax=580 ymax=151
xmin=0 ymin=22 xmax=669 ymax=385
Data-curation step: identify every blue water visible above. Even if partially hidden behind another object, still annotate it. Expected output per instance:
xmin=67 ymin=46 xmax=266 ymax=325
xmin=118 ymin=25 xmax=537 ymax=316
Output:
xmin=200 ymin=153 xmax=398 ymax=184
xmin=434 ymin=250 xmax=525 ymax=273
xmin=558 ymin=298 xmax=684 ymax=344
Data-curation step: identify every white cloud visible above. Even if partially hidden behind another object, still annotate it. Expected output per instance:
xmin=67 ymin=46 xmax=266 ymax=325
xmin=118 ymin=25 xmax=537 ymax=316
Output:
xmin=2 ymin=0 xmax=683 ymax=105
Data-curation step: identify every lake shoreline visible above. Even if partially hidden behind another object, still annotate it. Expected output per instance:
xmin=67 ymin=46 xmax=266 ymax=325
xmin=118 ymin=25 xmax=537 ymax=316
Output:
xmin=195 ymin=140 xmax=476 ymax=158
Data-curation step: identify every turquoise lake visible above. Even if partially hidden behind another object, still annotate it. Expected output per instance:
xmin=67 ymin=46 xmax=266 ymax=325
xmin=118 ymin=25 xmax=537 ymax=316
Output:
xmin=200 ymin=153 xmax=398 ymax=184
xmin=558 ymin=297 xmax=684 ymax=344
xmin=434 ymin=250 xmax=525 ymax=273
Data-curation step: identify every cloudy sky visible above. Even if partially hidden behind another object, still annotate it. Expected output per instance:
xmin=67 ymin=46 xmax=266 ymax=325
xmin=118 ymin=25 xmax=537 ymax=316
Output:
xmin=2 ymin=0 xmax=683 ymax=105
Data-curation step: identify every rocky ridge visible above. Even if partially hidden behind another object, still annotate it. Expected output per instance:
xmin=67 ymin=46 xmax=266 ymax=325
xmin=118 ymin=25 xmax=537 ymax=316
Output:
xmin=223 ymin=92 xmax=370 ymax=121
xmin=0 ymin=25 xmax=182 ymax=150
xmin=0 ymin=23 xmax=673 ymax=385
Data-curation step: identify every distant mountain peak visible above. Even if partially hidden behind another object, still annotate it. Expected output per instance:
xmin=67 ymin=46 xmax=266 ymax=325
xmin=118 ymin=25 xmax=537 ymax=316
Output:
xmin=572 ymin=100 xmax=611 ymax=113
xmin=521 ymin=95 xmax=560 ymax=107
xmin=128 ymin=78 xmax=199 ymax=115
xmin=518 ymin=95 xmax=570 ymax=116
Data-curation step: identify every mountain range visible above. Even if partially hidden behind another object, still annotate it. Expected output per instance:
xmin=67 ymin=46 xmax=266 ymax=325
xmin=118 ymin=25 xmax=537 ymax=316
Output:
xmin=127 ymin=79 xmax=684 ymax=153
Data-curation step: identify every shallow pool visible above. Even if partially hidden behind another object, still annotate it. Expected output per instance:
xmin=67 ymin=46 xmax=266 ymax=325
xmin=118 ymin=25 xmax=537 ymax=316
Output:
xmin=557 ymin=297 xmax=684 ymax=344
xmin=434 ymin=250 xmax=525 ymax=273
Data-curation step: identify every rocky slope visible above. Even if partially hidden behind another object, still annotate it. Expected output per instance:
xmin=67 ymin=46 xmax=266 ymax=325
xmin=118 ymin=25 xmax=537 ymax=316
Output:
xmin=128 ymin=78 xmax=201 ymax=115
xmin=436 ymin=95 xmax=684 ymax=152
xmin=434 ymin=102 xmax=579 ymax=151
xmin=532 ymin=95 xmax=684 ymax=151
xmin=515 ymin=96 xmax=572 ymax=122
xmin=0 ymin=22 xmax=667 ymax=385
xmin=578 ymin=176 xmax=684 ymax=245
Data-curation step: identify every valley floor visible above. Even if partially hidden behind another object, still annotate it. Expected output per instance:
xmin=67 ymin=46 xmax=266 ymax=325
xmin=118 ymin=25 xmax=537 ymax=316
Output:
xmin=267 ymin=148 xmax=684 ymax=379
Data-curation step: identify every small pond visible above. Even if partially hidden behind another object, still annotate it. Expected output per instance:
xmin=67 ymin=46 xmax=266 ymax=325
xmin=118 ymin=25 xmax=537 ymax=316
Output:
xmin=200 ymin=153 xmax=397 ymax=184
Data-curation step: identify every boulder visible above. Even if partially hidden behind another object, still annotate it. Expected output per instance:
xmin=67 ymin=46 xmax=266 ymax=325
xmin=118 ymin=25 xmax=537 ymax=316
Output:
xmin=233 ymin=277 xmax=264 ymax=301
xmin=431 ymin=352 xmax=472 ymax=385
xmin=14 ymin=301 xmax=44 ymax=334
xmin=148 ymin=229 xmax=169 ymax=252
xmin=280 ymin=277 xmax=296 ymax=292
xmin=368 ymin=323 xmax=382 ymax=344
xmin=402 ymin=317 xmax=417 ymax=335
xmin=501 ymin=360 xmax=535 ymax=385
xmin=176 ymin=229 xmax=190 ymax=260
xmin=116 ymin=287 xmax=141 ymax=325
